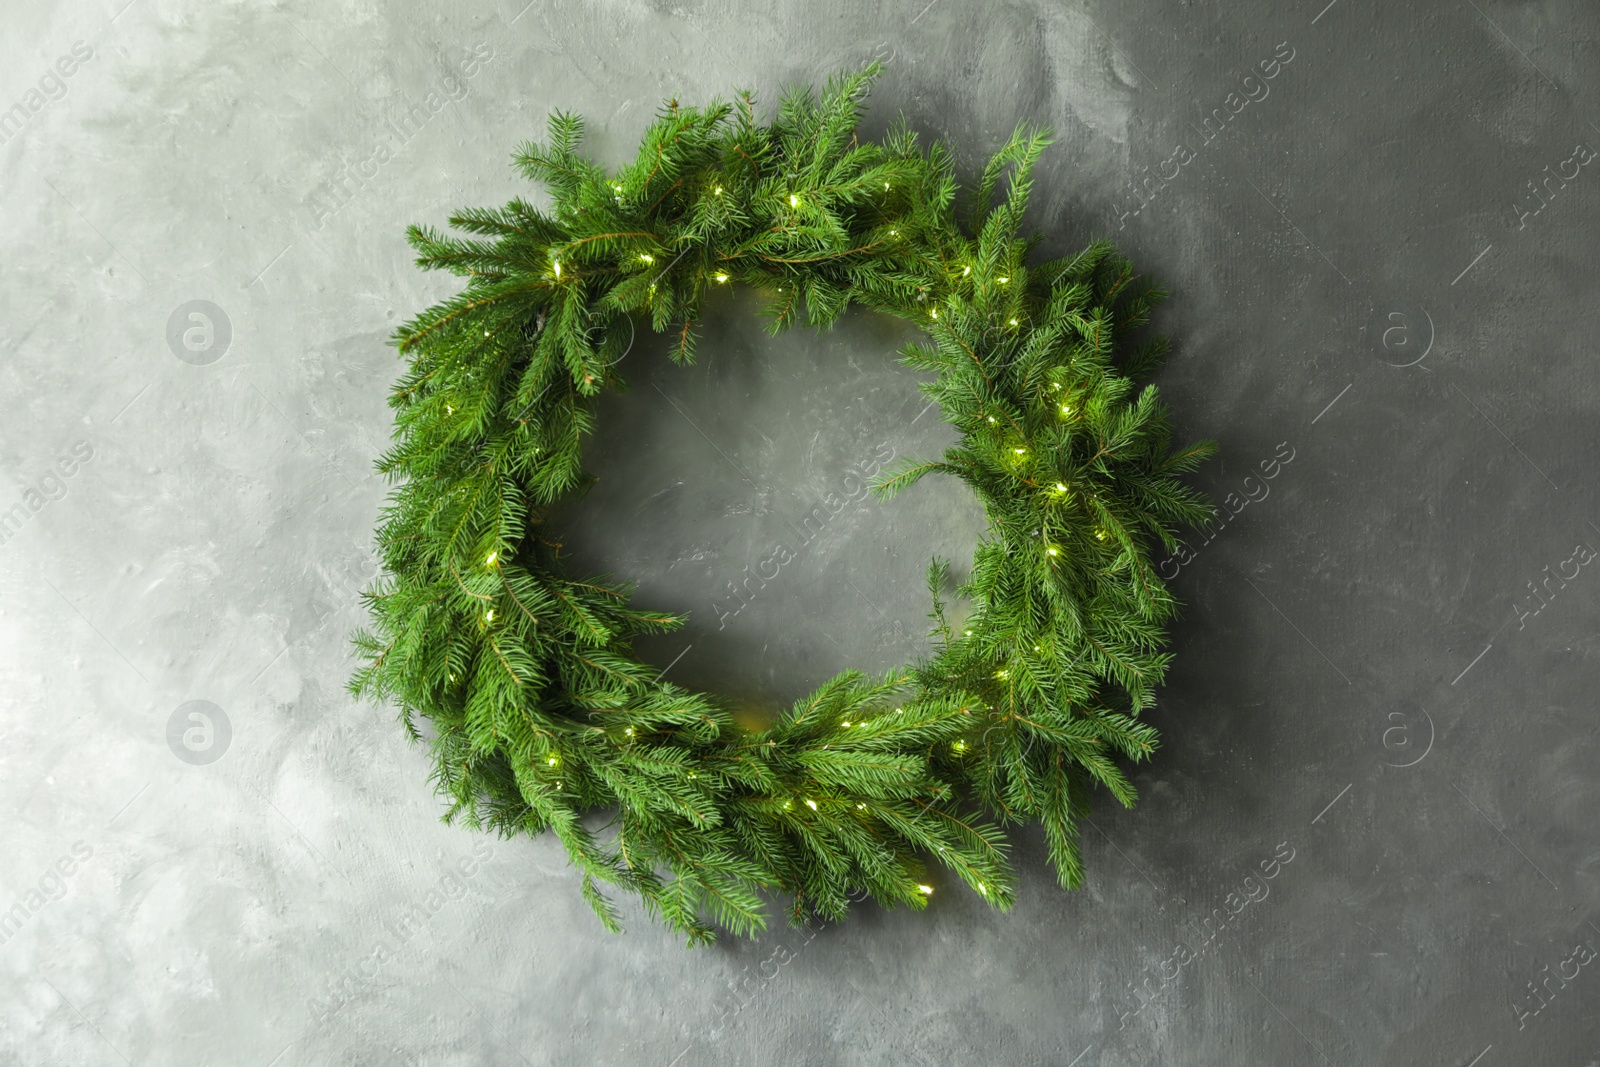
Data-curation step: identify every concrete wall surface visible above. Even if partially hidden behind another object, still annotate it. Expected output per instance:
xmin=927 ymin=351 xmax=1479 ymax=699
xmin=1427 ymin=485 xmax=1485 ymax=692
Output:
xmin=1 ymin=0 xmax=1597 ymax=1063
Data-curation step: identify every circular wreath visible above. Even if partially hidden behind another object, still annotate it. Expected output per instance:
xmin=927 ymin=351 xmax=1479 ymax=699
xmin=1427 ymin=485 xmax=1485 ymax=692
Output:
xmin=350 ymin=63 xmax=1214 ymax=946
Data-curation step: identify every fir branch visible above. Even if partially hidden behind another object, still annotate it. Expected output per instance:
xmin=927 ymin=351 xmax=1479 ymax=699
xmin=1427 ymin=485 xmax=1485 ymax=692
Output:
xmin=351 ymin=63 xmax=1213 ymax=945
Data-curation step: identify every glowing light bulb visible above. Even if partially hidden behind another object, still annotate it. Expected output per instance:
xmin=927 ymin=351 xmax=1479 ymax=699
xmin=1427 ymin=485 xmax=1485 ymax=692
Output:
xmin=857 ymin=803 xmax=866 ymax=810
xmin=962 ymin=266 xmax=971 ymax=276
xmin=552 ymin=261 xmax=562 ymax=279
xmin=841 ymin=721 xmax=851 ymax=728
xmin=640 ymin=253 xmax=654 ymax=263
xmin=1050 ymin=381 xmax=1061 ymax=389
xmin=1054 ymin=482 xmax=1068 ymax=493
xmin=448 ymin=673 xmax=456 ymax=682
xmin=485 ymin=551 xmax=498 ymax=566
xmin=613 ymin=184 xmax=623 ymax=193
xmin=894 ymin=706 xmax=904 ymax=714
xmin=805 ymin=798 xmax=818 ymax=810
xmin=484 ymin=330 xmax=490 ymax=336
xmin=995 ymin=669 xmax=1009 ymax=679
xmin=1047 ymin=546 xmax=1058 ymax=556
xmin=1014 ymin=447 xmax=1025 ymax=455
xmin=963 ymin=629 xmax=972 ymax=636
xmin=547 ymin=756 xmax=558 ymax=765
xmin=883 ymin=182 xmax=890 ymax=190
xmin=930 ymin=308 xmax=938 ymax=319
xmin=953 ymin=740 xmax=967 ymax=753
xmin=715 ymin=273 xmax=729 ymax=282
xmin=484 ymin=610 xmax=495 ymax=622
xmin=1095 ymin=529 xmax=1107 ymax=540
xmin=783 ymin=799 xmax=793 ymax=810
xmin=625 ymin=727 xmax=634 ymax=736
xmin=978 ymin=883 xmax=987 ymax=896
xmin=986 ymin=416 xmax=996 ymax=423
xmin=445 ymin=405 xmax=453 ymax=414
xmin=918 ymin=884 xmax=934 ymax=895
xmin=1010 ymin=318 xmax=1019 ymax=326
xmin=889 ymin=229 xmax=898 ymax=236
xmin=713 ymin=185 xmax=723 ymax=195
xmin=998 ymin=276 xmax=1009 ymax=284
xmin=789 ymin=193 xmax=799 ymax=207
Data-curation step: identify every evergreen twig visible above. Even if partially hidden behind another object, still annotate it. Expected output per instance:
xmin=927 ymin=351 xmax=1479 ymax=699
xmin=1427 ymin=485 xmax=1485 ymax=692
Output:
xmin=350 ymin=62 xmax=1215 ymax=946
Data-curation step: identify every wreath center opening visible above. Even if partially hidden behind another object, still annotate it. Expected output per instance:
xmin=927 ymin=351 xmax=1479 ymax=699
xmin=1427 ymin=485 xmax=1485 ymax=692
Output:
xmin=548 ymin=292 xmax=989 ymax=715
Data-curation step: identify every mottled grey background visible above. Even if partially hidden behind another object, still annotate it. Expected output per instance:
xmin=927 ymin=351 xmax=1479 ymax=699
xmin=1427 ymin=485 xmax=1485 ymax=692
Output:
xmin=2 ymin=0 xmax=1598 ymax=1064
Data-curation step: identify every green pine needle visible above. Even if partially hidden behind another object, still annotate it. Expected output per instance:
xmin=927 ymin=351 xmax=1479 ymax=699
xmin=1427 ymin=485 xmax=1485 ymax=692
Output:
xmin=350 ymin=64 xmax=1213 ymax=946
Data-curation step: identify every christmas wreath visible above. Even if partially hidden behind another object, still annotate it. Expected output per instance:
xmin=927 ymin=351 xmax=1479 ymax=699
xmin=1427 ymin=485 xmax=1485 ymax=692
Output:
xmin=350 ymin=63 xmax=1215 ymax=946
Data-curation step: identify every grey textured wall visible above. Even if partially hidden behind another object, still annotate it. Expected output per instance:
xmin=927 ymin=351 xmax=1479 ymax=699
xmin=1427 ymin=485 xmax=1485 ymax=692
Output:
xmin=2 ymin=0 xmax=1598 ymax=1064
